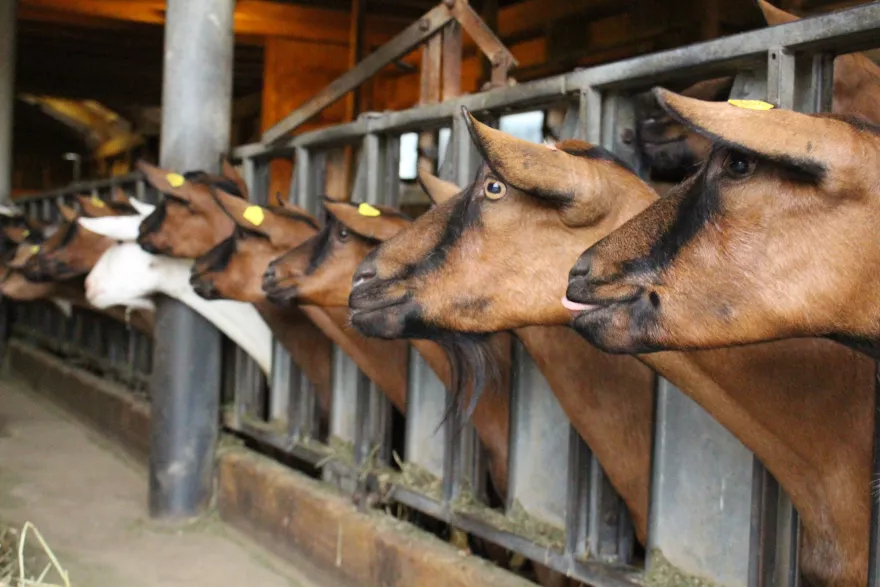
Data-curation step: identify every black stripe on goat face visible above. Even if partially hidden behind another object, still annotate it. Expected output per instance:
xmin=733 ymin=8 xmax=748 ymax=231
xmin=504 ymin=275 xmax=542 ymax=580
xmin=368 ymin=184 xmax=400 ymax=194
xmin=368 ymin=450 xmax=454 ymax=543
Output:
xmin=566 ymin=141 xmax=830 ymax=354
xmin=305 ymin=210 xmax=337 ymax=276
xmin=348 ymin=168 xmax=489 ymax=340
xmin=137 ymin=198 xmax=169 ymax=238
xmin=195 ymin=225 xmax=267 ymax=275
xmin=194 ymin=232 xmax=238 ymax=276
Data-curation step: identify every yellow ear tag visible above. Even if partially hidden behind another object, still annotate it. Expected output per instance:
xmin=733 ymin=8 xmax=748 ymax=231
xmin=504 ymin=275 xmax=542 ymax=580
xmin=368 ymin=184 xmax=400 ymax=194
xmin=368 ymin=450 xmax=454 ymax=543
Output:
xmin=90 ymin=195 xmax=106 ymax=208
xmin=166 ymin=173 xmax=185 ymax=188
xmin=242 ymin=205 xmax=265 ymax=226
xmin=22 ymin=230 xmax=29 ymax=238
xmin=728 ymin=99 xmax=775 ymax=111
xmin=29 ymin=245 xmax=39 ymax=254
xmin=358 ymin=203 xmax=381 ymax=217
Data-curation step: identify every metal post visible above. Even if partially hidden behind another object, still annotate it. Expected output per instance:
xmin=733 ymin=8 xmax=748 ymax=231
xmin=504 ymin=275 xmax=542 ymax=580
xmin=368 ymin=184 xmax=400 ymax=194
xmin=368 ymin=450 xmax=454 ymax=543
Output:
xmin=149 ymin=0 xmax=234 ymax=520
xmin=868 ymin=362 xmax=880 ymax=587
xmin=0 ymin=0 xmax=16 ymax=205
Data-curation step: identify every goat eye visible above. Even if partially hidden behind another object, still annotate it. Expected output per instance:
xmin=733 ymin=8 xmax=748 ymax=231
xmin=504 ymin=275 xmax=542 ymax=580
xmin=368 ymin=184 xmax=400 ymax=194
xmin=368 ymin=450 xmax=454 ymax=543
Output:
xmin=722 ymin=152 xmax=756 ymax=178
xmin=483 ymin=179 xmax=507 ymax=200
xmin=338 ymin=227 xmax=349 ymax=240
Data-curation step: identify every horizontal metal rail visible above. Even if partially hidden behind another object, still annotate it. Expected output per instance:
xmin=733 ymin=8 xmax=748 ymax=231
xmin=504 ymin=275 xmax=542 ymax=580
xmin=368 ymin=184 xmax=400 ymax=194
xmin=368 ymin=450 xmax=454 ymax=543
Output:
xmin=232 ymin=2 xmax=880 ymax=157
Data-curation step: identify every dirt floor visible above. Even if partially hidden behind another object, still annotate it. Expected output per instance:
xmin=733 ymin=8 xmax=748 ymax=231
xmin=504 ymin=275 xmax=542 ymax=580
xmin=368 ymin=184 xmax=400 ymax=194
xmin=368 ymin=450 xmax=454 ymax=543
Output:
xmin=0 ymin=378 xmax=348 ymax=587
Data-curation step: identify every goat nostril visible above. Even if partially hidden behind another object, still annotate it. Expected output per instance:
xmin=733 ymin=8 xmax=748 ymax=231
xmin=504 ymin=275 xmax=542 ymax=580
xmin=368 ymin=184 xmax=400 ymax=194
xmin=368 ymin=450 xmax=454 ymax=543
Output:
xmin=263 ymin=265 xmax=276 ymax=282
xmin=570 ymin=254 xmax=593 ymax=279
xmin=352 ymin=267 xmax=377 ymax=289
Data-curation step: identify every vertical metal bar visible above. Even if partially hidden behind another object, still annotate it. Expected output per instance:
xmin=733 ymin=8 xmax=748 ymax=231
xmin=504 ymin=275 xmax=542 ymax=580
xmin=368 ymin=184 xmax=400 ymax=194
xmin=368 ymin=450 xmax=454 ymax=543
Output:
xmin=506 ymin=340 xmax=568 ymax=528
xmin=564 ymin=428 xmax=591 ymax=557
xmin=868 ymin=362 xmax=880 ymax=587
xmin=404 ymin=352 xmax=447 ymax=479
xmin=294 ymin=147 xmax=313 ymax=212
xmin=767 ymin=47 xmax=796 ymax=109
xmin=748 ymin=460 xmax=778 ymax=587
xmin=289 ymin=147 xmax=321 ymax=439
xmin=0 ymin=0 xmax=17 ymax=205
xmin=581 ymin=87 xmax=602 ymax=143
xmin=383 ymin=135 xmax=401 ymax=208
xmin=588 ymin=455 xmax=634 ymax=563
xmin=442 ymin=22 xmax=462 ymax=102
xmin=269 ymin=341 xmax=291 ymax=422
xmin=808 ymin=53 xmax=834 ymax=114
xmin=235 ymin=347 xmax=256 ymax=418
xmin=358 ymin=124 xmax=393 ymax=468
xmin=149 ymin=0 xmax=233 ymax=520
xmin=647 ymin=379 xmax=755 ymax=586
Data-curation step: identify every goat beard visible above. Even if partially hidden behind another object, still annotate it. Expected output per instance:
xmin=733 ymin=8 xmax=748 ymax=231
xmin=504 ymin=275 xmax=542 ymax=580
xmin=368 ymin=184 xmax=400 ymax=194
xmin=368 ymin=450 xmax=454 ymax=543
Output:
xmin=433 ymin=333 xmax=500 ymax=431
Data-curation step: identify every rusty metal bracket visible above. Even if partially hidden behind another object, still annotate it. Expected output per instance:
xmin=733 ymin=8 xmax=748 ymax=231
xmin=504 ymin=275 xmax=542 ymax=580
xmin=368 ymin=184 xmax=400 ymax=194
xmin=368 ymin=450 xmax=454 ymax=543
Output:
xmin=261 ymin=0 xmax=516 ymax=145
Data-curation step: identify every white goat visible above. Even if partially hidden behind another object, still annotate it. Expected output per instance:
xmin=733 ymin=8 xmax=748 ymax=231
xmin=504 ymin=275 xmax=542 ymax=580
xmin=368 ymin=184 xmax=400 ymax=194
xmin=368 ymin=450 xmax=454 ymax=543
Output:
xmin=80 ymin=201 xmax=272 ymax=375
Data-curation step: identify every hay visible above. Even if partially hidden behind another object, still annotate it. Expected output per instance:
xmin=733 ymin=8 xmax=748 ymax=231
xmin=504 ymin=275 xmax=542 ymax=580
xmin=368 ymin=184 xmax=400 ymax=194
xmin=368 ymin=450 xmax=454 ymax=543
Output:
xmin=645 ymin=549 xmax=720 ymax=587
xmin=0 ymin=521 xmax=70 ymax=587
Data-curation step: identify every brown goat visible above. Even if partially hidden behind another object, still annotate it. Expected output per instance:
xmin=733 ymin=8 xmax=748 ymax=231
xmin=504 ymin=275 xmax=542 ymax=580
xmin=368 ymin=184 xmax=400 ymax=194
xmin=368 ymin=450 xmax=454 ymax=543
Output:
xmin=134 ymin=162 xmax=339 ymax=416
xmin=351 ymin=115 xmax=874 ymax=587
xmin=0 ymin=259 xmax=153 ymax=336
xmin=637 ymin=0 xmax=880 ymax=186
xmin=75 ymin=190 xmax=138 ymax=218
xmin=20 ymin=205 xmax=126 ymax=283
xmin=184 ymin=197 xmax=408 ymax=437
xmin=137 ymin=162 xmax=408 ymax=424
xmin=189 ymin=200 xmax=333 ymax=414
xmin=263 ymin=197 xmax=513 ymax=496
xmin=566 ymin=89 xmax=880 ymax=358
xmin=135 ymin=161 xmax=244 ymax=258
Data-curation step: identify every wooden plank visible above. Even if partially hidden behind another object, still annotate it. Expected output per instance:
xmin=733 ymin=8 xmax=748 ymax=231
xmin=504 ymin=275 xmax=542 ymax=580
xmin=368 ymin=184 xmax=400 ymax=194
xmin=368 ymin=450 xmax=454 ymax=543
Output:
xmin=261 ymin=37 xmax=350 ymax=199
xmin=418 ymin=33 xmax=442 ymax=174
xmin=442 ymin=22 xmax=463 ymax=101
xmin=345 ymin=0 xmax=366 ymax=122
xmin=261 ymin=3 xmax=454 ymax=143
xmin=19 ymin=0 xmax=408 ymax=46
xmin=497 ymin=0 xmax=623 ymax=40
xmin=449 ymin=0 xmax=517 ymax=71
xmin=217 ymin=447 xmax=534 ymax=587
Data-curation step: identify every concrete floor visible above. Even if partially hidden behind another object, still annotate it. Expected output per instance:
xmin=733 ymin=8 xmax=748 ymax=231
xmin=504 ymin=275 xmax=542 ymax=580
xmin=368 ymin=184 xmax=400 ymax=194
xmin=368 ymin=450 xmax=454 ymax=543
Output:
xmin=0 ymin=378 xmax=345 ymax=587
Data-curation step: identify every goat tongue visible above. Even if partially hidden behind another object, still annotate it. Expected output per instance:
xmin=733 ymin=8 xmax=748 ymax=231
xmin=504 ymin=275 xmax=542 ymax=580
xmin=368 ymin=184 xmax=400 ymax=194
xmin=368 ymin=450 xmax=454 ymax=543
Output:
xmin=562 ymin=295 xmax=598 ymax=313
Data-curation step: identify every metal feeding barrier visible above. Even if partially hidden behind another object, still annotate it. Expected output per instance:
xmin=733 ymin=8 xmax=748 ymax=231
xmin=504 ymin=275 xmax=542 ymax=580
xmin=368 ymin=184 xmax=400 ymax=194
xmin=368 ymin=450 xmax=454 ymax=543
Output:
xmin=7 ymin=4 xmax=880 ymax=585
xmin=10 ymin=175 xmax=154 ymax=393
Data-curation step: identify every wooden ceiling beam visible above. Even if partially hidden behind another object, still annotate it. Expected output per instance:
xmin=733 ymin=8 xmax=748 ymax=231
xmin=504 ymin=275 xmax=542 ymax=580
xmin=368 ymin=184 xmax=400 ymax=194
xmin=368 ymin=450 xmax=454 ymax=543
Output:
xmin=20 ymin=0 xmax=619 ymax=48
xmin=19 ymin=0 xmax=409 ymax=45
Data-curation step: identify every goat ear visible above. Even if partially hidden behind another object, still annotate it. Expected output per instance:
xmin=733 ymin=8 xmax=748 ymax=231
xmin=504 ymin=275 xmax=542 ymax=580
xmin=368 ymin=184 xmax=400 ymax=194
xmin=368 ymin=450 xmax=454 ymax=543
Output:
xmin=756 ymin=0 xmax=799 ymax=25
xmin=2 ymin=225 xmax=29 ymax=244
xmin=76 ymin=194 xmax=117 ymax=217
xmin=221 ymin=157 xmax=249 ymax=200
xmin=681 ymin=77 xmax=734 ymax=101
xmin=8 ymin=243 xmax=38 ymax=269
xmin=58 ymin=203 xmax=79 ymax=223
xmin=25 ymin=216 xmax=47 ymax=232
xmin=128 ymin=197 xmax=155 ymax=217
xmin=462 ymin=108 xmax=601 ymax=206
xmin=417 ymin=169 xmax=460 ymax=205
xmin=324 ymin=201 xmax=409 ymax=242
xmin=654 ymin=87 xmax=860 ymax=178
xmin=111 ymin=186 xmax=132 ymax=207
xmin=136 ymin=160 xmax=191 ymax=200
xmin=78 ymin=215 xmax=141 ymax=241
